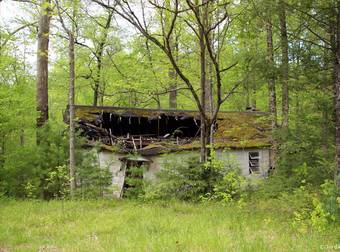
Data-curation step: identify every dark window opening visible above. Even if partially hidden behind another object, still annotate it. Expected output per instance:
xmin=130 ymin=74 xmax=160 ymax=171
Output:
xmin=249 ymin=151 xmax=260 ymax=174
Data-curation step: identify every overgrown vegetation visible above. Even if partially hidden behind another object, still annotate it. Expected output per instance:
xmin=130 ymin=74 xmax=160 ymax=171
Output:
xmin=0 ymin=124 xmax=112 ymax=199
xmin=144 ymin=149 xmax=245 ymax=202
xmin=1 ymin=0 xmax=340 ymax=249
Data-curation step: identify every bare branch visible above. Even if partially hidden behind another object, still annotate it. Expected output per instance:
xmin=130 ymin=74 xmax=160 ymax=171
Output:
xmin=0 ymin=22 xmax=38 ymax=48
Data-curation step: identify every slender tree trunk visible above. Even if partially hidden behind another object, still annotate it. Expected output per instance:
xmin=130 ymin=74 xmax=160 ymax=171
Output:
xmin=69 ymin=30 xmax=76 ymax=197
xmin=36 ymin=0 xmax=51 ymax=133
xmin=168 ymin=35 xmax=178 ymax=109
xmin=245 ymin=78 xmax=250 ymax=108
xmin=335 ymin=56 xmax=340 ymax=187
xmin=266 ymin=21 xmax=277 ymax=128
xmin=93 ymin=57 xmax=102 ymax=106
xmin=279 ymin=0 xmax=289 ymax=128
xmin=66 ymin=0 xmax=78 ymax=198
xmin=198 ymin=0 xmax=210 ymax=162
xmin=334 ymin=1 xmax=340 ymax=187
xmin=93 ymin=83 xmax=99 ymax=106
xmin=265 ymin=20 xmax=277 ymax=168
xmin=205 ymin=3 xmax=213 ymax=113
xmin=92 ymin=10 xmax=113 ymax=106
xmin=168 ymin=42 xmax=177 ymax=109
xmin=251 ymin=75 xmax=257 ymax=109
xmin=205 ymin=57 xmax=213 ymax=112
xmin=166 ymin=0 xmax=177 ymax=109
xmin=168 ymin=71 xmax=177 ymax=108
xmin=199 ymin=42 xmax=208 ymax=162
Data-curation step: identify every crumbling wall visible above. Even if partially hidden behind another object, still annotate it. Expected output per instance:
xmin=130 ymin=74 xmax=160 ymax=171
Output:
xmin=96 ymin=148 xmax=271 ymax=198
xmin=216 ymin=149 xmax=270 ymax=177
xmin=97 ymin=151 xmax=125 ymax=198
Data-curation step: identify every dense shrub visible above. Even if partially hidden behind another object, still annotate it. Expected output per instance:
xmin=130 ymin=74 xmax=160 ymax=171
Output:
xmin=144 ymin=149 xmax=245 ymax=202
xmin=122 ymin=165 xmax=146 ymax=199
xmin=0 ymin=123 xmax=112 ymax=199
xmin=75 ymin=149 xmax=112 ymax=199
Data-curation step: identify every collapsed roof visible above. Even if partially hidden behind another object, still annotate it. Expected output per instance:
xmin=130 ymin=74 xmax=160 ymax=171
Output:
xmin=66 ymin=105 xmax=272 ymax=155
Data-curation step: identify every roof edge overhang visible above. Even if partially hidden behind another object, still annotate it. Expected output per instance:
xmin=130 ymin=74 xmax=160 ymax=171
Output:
xmin=72 ymin=104 xmax=269 ymax=116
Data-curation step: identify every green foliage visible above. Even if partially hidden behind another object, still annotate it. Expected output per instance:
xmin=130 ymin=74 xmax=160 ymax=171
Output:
xmin=145 ymin=149 xmax=245 ymax=202
xmin=319 ymin=180 xmax=340 ymax=220
xmin=211 ymin=171 xmax=246 ymax=203
xmin=123 ymin=166 xmax=146 ymax=199
xmin=44 ymin=165 xmax=70 ymax=199
xmin=310 ymin=197 xmax=331 ymax=231
xmin=75 ymin=150 xmax=113 ymax=199
xmin=0 ymin=0 xmax=338 ymax=213
xmin=0 ymin=124 xmax=112 ymax=199
xmin=144 ymin=156 xmax=208 ymax=201
xmin=0 ymin=124 xmax=69 ymax=198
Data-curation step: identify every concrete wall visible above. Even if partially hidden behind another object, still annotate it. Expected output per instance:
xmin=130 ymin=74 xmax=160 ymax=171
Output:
xmin=97 ymin=151 xmax=125 ymax=197
xmin=97 ymin=148 xmax=271 ymax=197
xmin=216 ymin=149 xmax=271 ymax=177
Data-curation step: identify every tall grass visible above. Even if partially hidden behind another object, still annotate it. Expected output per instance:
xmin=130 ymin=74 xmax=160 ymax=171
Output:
xmin=0 ymin=199 xmax=339 ymax=251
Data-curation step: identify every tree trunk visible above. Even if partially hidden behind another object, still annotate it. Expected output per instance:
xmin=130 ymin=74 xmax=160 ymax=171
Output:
xmin=168 ymin=34 xmax=178 ymax=109
xmin=168 ymin=69 xmax=177 ymax=109
xmin=335 ymin=54 xmax=340 ymax=187
xmin=36 ymin=0 xmax=51 ymax=131
xmin=251 ymin=75 xmax=257 ymax=109
xmin=199 ymin=0 xmax=209 ymax=162
xmin=93 ymin=57 xmax=102 ymax=106
xmin=334 ymin=1 xmax=340 ymax=187
xmin=168 ymin=50 xmax=177 ymax=109
xmin=266 ymin=21 xmax=277 ymax=128
xmin=69 ymin=32 xmax=76 ymax=197
xmin=166 ymin=0 xmax=177 ymax=109
xmin=92 ymin=10 xmax=113 ymax=106
xmin=279 ymin=0 xmax=289 ymax=128
xmin=205 ymin=3 xmax=213 ymax=114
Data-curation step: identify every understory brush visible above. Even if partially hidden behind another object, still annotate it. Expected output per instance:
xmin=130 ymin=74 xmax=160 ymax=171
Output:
xmin=251 ymin=171 xmax=340 ymax=232
xmin=0 ymin=123 xmax=112 ymax=199
xmin=144 ymin=148 xmax=246 ymax=202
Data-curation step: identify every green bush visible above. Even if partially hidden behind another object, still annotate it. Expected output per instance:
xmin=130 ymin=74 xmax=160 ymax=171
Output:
xmin=144 ymin=149 xmax=245 ymax=202
xmin=0 ymin=123 xmax=112 ymax=199
xmin=122 ymin=165 xmax=146 ymax=199
xmin=75 ymin=149 xmax=112 ymax=199
xmin=319 ymin=180 xmax=340 ymax=220
xmin=211 ymin=171 xmax=246 ymax=203
xmin=144 ymin=156 xmax=208 ymax=201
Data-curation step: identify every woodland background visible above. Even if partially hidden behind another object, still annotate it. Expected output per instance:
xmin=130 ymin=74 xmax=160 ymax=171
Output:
xmin=0 ymin=0 xmax=339 ymax=225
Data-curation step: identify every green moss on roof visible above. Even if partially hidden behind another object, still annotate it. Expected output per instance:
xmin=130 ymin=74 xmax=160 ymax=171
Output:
xmin=73 ymin=105 xmax=272 ymax=151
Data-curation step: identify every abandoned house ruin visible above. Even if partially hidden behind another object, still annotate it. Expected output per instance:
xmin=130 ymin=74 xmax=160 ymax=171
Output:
xmin=65 ymin=105 xmax=273 ymax=198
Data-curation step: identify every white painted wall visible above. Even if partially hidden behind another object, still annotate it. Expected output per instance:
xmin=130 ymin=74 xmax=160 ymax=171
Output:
xmin=97 ymin=148 xmax=272 ymax=197
xmin=97 ymin=151 xmax=125 ymax=197
xmin=216 ymin=149 xmax=271 ymax=177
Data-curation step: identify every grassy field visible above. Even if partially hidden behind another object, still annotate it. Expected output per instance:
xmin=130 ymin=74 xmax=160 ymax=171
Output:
xmin=0 ymin=199 xmax=339 ymax=252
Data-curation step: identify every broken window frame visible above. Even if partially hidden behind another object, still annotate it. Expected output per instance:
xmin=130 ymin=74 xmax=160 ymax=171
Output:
xmin=119 ymin=156 xmax=151 ymax=198
xmin=249 ymin=151 xmax=260 ymax=174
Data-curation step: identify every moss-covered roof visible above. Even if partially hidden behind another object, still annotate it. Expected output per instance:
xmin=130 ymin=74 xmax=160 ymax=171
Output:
xmin=72 ymin=105 xmax=272 ymax=154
